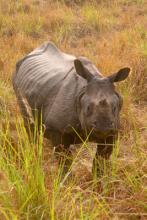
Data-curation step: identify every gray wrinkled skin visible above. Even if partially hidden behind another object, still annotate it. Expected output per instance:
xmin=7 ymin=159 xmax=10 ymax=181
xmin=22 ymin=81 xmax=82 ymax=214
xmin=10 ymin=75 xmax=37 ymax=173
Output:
xmin=13 ymin=42 xmax=130 ymax=171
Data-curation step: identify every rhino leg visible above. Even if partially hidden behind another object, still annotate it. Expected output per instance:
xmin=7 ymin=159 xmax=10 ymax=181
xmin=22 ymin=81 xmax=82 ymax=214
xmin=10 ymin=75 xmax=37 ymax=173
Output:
xmin=92 ymin=136 xmax=115 ymax=177
xmin=57 ymin=133 xmax=75 ymax=172
xmin=96 ymin=136 xmax=114 ymax=159
xmin=45 ymin=130 xmax=74 ymax=172
xmin=45 ymin=130 xmax=74 ymax=147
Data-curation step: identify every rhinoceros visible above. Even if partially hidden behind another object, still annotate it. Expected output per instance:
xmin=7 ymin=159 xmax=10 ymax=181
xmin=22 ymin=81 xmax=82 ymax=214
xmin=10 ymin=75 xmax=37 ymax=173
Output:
xmin=13 ymin=42 xmax=130 ymax=172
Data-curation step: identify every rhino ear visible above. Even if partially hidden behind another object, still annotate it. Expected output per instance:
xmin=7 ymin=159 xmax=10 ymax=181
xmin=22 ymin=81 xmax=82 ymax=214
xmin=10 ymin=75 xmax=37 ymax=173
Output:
xmin=74 ymin=59 xmax=94 ymax=82
xmin=108 ymin=67 xmax=130 ymax=83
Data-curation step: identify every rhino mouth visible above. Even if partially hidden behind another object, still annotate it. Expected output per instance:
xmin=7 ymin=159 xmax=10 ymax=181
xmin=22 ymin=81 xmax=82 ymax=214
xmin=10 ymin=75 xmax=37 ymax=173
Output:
xmin=90 ymin=129 xmax=117 ymax=140
xmin=81 ymin=124 xmax=118 ymax=140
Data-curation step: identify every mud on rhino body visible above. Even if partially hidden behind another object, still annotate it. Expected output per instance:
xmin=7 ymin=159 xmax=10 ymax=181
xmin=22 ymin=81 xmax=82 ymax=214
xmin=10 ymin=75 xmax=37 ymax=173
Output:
xmin=13 ymin=42 xmax=130 ymax=173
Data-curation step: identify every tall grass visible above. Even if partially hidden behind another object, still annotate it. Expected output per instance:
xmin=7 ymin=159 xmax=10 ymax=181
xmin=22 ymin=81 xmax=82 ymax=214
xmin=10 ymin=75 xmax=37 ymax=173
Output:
xmin=0 ymin=114 xmax=49 ymax=219
xmin=0 ymin=104 xmax=146 ymax=219
xmin=82 ymin=4 xmax=117 ymax=33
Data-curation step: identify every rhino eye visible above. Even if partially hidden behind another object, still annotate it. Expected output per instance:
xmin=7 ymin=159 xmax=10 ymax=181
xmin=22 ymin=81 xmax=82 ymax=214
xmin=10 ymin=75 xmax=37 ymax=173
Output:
xmin=87 ymin=103 xmax=94 ymax=116
xmin=112 ymin=105 xmax=117 ymax=115
xmin=115 ymin=92 xmax=123 ymax=109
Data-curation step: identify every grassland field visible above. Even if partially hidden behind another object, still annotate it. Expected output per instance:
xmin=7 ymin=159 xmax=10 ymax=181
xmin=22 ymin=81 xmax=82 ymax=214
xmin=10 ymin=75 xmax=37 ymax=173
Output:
xmin=0 ymin=0 xmax=147 ymax=219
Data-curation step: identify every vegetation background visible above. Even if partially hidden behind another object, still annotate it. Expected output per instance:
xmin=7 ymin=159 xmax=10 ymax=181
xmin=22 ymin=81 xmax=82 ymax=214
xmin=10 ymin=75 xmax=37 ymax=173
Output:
xmin=0 ymin=0 xmax=147 ymax=219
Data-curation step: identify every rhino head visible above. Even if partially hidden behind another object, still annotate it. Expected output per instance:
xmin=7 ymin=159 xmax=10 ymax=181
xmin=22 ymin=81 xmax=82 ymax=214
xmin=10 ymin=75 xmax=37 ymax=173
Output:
xmin=74 ymin=59 xmax=130 ymax=139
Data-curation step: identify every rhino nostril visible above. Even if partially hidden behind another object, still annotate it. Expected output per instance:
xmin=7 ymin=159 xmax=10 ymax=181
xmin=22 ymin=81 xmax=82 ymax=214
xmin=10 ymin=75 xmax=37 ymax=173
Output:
xmin=110 ymin=121 xmax=114 ymax=127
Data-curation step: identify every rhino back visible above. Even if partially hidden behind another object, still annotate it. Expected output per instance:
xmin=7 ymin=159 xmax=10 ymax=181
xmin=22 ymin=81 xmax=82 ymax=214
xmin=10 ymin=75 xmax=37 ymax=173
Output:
xmin=13 ymin=42 xmax=74 ymax=105
xmin=13 ymin=42 xmax=86 ymax=132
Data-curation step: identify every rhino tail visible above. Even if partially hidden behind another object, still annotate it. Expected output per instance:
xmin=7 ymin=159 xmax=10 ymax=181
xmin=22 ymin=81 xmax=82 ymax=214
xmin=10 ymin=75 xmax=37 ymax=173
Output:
xmin=15 ymin=89 xmax=35 ymax=136
xmin=14 ymin=88 xmax=46 ymax=140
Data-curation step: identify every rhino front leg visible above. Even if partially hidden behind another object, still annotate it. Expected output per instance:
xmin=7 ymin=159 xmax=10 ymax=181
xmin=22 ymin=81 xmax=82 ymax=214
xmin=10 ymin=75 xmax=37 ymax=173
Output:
xmin=56 ymin=133 xmax=74 ymax=173
xmin=46 ymin=130 xmax=74 ymax=173
xmin=92 ymin=136 xmax=116 ymax=177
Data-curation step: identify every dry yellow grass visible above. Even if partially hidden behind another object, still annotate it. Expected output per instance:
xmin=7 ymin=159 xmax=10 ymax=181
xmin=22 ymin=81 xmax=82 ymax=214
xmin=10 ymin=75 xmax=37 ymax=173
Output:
xmin=0 ymin=0 xmax=147 ymax=219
